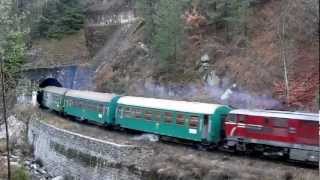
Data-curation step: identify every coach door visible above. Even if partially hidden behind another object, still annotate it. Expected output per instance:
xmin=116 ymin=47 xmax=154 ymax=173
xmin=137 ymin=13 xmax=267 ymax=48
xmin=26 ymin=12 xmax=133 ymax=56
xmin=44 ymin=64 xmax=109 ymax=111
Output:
xmin=202 ymin=115 xmax=209 ymax=140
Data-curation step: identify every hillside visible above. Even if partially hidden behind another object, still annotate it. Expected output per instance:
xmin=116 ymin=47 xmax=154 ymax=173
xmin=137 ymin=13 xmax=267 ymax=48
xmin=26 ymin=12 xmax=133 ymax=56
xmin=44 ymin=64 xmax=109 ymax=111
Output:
xmin=25 ymin=0 xmax=319 ymax=112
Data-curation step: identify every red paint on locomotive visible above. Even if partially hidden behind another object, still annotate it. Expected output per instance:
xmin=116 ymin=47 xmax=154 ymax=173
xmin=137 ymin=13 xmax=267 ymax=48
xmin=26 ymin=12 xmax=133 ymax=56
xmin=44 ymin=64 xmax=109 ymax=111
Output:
xmin=224 ymin=110 xmax=319 ymax=163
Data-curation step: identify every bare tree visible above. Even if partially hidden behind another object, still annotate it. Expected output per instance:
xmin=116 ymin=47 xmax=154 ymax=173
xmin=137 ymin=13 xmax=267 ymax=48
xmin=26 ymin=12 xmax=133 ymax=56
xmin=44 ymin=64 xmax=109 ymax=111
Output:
xmin=278 ymin=0 xmax=290 ymax=103
xmin=277 ymin=0 xmax=319 ymax=105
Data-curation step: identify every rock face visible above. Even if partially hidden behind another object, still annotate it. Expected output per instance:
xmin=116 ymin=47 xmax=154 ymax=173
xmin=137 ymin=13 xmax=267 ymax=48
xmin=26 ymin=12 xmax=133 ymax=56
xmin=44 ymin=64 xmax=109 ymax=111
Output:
xmin=85 ymin=0 xmax=137 ymax=66
xmin=28 ymin=119 xmax=153 ymax=180
xmin=0 ymin=116 xmax=26 ymax=146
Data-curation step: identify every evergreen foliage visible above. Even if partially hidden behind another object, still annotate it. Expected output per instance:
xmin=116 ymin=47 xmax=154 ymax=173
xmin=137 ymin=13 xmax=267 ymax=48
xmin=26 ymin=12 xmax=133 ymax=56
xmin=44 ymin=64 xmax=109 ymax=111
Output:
xmin=198 ymin=0 xmax=227 ymax=25
xmin=136 ymin=0 xmax=187 ymax=76
xmin=152 ymin=0 xmax=185 ymax=63
xmin=34 ymin=0 xmax=85 ymax=39
xmin=3 ymin=31 xmax=26 ymax=85
xmin=135 ymin=0 xmax=156 ymax=43
xmin=195 ymin=0 xmax=254 ymax=41
xmin=136 ymin=0 xmax=254 ymax=64
xmin=0 ymin=0 xmax=27 ymax=89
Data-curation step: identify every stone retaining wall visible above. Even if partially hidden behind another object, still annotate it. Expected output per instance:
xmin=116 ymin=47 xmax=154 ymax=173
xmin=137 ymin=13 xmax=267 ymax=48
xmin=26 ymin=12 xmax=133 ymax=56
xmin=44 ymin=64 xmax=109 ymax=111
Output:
xmin=28 ymin=119 xmax=153 ymax=180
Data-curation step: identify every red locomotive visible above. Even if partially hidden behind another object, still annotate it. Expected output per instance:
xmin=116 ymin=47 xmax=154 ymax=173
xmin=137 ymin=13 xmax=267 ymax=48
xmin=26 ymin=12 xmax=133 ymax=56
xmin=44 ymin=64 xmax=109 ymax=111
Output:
xmin=224 ymin=109 xmax=319 ymax=163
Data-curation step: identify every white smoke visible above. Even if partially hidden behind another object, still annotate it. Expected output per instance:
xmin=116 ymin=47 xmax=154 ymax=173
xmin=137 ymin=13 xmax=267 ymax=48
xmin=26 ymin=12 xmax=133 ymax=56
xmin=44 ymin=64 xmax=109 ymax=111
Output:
xmin=142 ymin=81 xmax=280 ymax=109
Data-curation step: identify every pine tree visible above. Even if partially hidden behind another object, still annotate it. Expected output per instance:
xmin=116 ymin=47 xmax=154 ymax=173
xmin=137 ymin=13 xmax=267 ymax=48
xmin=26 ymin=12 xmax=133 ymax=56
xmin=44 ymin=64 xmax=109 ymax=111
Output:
xmin=136 ymin=0 xmax=157 ymax=43
xmin=199 ymin=0 xmax=253 ymax=41
xmin=35 ymin=0 xmax=85 ymax=39
xmin=199 ymin=0 xmax=226 ymax=25
xmin=153 ymin=0 xmax=185 ymax=64
xmin=136 ymin=0 xmax=186 ymax=76
xmin=224 ymin=0 xmax=252 ymax=39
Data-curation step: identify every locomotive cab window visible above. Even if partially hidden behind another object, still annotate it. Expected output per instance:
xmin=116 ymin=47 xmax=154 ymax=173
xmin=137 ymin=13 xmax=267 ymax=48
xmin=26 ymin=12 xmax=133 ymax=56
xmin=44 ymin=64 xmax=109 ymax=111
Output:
xmin=239 ymin=115 xmax=245 ymax=122
xmin=226 ymin=114 xmax=237 ymax=122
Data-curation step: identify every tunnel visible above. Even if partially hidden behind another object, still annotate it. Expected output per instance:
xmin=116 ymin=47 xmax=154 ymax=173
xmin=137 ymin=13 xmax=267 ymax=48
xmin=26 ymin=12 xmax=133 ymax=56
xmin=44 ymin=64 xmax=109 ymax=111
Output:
xmin=37 ymin=78 xmax=63 ymax=107
xmin=39 ymin=78 xmax=63 ymax=88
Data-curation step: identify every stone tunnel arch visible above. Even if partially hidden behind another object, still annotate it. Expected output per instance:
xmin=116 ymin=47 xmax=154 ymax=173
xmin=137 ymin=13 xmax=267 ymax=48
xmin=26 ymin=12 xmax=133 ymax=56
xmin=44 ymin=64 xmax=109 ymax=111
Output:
xmin=39 ymin=78 xmax=63 ymax=88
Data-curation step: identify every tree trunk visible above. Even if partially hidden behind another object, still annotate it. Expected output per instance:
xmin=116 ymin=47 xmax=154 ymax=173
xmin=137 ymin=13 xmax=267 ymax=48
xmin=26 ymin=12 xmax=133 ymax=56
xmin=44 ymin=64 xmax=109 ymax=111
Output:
xmin=279 ymin=1 xmax=290 ymax=104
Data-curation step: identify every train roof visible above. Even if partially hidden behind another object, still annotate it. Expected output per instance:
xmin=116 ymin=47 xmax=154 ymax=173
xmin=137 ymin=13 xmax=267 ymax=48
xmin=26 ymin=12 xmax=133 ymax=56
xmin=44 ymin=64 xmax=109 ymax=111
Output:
xmin=65 ymin=89 xmax=116 ymax=102
xmin=43 ymin=86 xmax=68 ymax=95
xmin=117 ymin=96 xmax=228 ymax=114
xmin=229 ymin=109 xmax=319 ymax=122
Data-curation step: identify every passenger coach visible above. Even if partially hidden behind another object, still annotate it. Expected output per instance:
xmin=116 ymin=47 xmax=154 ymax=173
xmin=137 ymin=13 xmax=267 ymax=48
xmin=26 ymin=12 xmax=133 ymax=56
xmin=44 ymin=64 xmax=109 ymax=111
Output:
xmin=40 ymin=86 xmax=68 ymax=112
xmin=115 ymin=96 xmax=231 ymax=144
xmin=63 ymin=90 xmax=120 ymax=125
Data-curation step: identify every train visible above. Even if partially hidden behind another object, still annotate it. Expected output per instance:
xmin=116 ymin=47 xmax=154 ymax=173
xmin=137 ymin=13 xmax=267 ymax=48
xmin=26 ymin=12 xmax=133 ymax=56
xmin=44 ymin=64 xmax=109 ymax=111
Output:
xmin=37 ymin=85 xmax=319 ymax=165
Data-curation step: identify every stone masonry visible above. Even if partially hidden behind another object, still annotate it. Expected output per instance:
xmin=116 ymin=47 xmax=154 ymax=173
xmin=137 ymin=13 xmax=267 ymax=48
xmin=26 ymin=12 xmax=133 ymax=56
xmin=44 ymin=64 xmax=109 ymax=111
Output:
xmin=28 ymin=119 xmax=153 ymax=180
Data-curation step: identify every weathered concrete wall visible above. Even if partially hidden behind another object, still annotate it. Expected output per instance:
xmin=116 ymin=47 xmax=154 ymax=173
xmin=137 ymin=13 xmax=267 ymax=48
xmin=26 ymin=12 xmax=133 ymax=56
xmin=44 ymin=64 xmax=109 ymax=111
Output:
xmin=21 ymin=65 xmax=94 ymax=90
xmin=85 ymin=0 xmax=138 ymax=59
xmin=28 ymin=119 xmax=153 ymax=180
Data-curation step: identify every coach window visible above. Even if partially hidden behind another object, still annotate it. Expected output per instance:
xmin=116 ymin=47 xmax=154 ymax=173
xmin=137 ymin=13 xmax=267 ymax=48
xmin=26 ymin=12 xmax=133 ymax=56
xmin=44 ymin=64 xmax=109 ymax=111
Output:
xmin=100 ymin=104 xmax=105 ymax=112
xmin=93 ymin=103 xmax=97 ymax=111
xmin=93 ymin=103 xmax=98 ymax=111
xmin=176 ymin=114 xmax=185 ymax=125
xmin=86 ymin=101 xmax=90 ymax=109
xmin=85 ymin=102 xmax=91 ymax=111
xmin=92 ymin=103 xmax=98 ymax=111
xmin=144 ymin=110 xmax=153 ymax=121
xmin=105 ymin=106 xmax=109 ymax=115
xmin=71 ymin=99 xmax=74 ymax=106
xmin=96 ymin=103 xmax=102 ymax=112
xmin=135 ymin=109 xmax=143 ymax=119
xmin=82 ymin=101 xmax=87 ymax=109
xmin=117 ymin=106 xmax=123 ymax=117
xmin=85 ymin=102 xmax=90 ymax=111
xmin=51 ymin=94 xmax=58 ymax=104
xmin=74 ymin=99 xmax=81 ymax=108
xmin=154 ymin=111 xmax=161 ymax=121
xmin=96 ymin=103 xmax=100 ymax=112
xmin=124 ymin=107 xmax=131 ymax=118
xmin=189 ymin=115 xmax=199 ymax=128
xmin=94 ymin=103 xmax=99 ymax=112
xmin=73 ymin=100 xmax=78 ymax=107
xmin=164 ymin=112 xmax=173 ymax=123
xmin=78 ymin=101 xmax=82 ymax=108
xmin=78 ymin=101 xmax=83 ymax=108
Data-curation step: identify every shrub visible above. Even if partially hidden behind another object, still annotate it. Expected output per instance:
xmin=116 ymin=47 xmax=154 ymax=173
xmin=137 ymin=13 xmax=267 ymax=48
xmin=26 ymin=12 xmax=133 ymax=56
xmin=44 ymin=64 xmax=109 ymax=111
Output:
xmin=12 ymin=167 xmax=30 ymax=180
